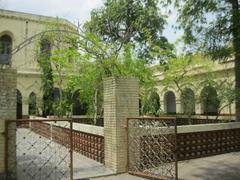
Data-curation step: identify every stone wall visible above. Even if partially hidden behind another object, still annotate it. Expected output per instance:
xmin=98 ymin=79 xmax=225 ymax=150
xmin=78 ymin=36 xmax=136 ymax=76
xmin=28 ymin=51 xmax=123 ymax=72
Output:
xmin=0 ymin=69 xmax=17 ymax=177
xmin=177 ymin=122 xmax=240 ymax=160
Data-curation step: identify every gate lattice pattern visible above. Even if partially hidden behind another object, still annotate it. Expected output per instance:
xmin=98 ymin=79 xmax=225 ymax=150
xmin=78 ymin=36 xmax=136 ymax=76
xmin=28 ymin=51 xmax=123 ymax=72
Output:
xmin=127 ymin=117 xmax=177 ymax=180
xmin=5 ymin=120 xmax=73 ymax=180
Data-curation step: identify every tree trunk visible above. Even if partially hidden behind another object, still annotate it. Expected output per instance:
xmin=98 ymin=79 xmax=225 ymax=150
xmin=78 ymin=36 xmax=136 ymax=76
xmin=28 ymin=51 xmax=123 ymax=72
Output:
xmin=231 ymin=0 xmax=240 ymax=121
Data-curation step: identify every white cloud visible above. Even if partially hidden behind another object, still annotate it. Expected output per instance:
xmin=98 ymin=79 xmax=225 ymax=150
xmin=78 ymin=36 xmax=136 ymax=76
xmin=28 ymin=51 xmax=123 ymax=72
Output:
xmin=2 ymin=0 xmax=103 ymax=24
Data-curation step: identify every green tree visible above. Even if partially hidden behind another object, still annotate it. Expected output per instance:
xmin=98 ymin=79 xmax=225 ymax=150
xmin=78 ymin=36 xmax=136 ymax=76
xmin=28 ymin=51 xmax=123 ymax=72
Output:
xmin=35 ymin=22 xmax=157 ymax=123
xmin=84 ymin=0 xmax=175 ymax=63
xmin=35 ymin=20 xmax=79 ymax=117
xmin=66 ymin=41 xmax=157 ymax=123
xmin=140 ymin=89 xmax=161 ymax=116
xmin=168 ymin=0 xmax=240 ymax=121
xmin=37 ymin=38 xmax=54 ymax=116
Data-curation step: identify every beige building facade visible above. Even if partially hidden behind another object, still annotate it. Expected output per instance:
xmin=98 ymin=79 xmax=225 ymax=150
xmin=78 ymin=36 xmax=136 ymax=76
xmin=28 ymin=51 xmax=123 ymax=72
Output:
xmin=0 ymin=9 xmax=76 ymax=118
xmin=155 ymin=60 xmax=235 ymax=118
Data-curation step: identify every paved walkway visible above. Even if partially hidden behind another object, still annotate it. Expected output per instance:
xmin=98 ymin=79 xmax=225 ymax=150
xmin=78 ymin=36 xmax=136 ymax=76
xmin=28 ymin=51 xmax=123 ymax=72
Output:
xmin=90 ymin=174 xmax=146 ymax=180
xmin=73 ymin=152 xmax=113 ymax=179
xmin=178 ymin=152 xmax=240 ymax=180
xmin=91 ymin=152 xmax=240 ymax=180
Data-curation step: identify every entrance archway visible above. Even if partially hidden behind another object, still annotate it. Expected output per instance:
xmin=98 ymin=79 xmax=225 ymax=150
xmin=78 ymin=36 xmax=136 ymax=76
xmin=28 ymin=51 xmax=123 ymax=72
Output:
xmin=200 ymin=86 xmax=219 ymax=115
xmin=29 ymin=92 xmax=37 ymax=115
xmin=181 ymin=88 xmax=195 ymax=115
xmin=164 ymin=91 xmax=176 ymax=114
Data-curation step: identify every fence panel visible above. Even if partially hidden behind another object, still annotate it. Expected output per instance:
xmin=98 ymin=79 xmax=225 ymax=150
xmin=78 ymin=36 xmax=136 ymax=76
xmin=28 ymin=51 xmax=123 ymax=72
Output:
xmin=5 ymin=120 xmax=73 ymax=180
xmin=127 ymin=117 xmax=177 ymax=180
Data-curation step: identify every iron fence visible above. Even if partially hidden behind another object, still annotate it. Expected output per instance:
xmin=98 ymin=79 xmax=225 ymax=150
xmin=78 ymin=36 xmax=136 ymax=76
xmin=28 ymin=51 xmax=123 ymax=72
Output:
xmin=127 ymin=117 xmax=177 ymax=180
xmin=5 ymin=119 xmax=73 ymax=180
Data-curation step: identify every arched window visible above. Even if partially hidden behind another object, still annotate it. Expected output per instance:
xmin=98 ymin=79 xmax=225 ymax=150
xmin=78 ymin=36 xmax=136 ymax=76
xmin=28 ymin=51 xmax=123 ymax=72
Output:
xmin=40 ymin=39 xmax=51 ymax=56
xmin=200 ymin=86 xmax=220 ymax=115
xmin=29 ymin=92 xmax=37 ymax=115
xmin=72 ymin=90 xmax=87 ymax=115
xmin=164 ymin=91 xmax=176 ymax=114
xmin=17 ymin=90 xmax=22 ymax=119
xmin=181 ymin=88 xmax=195 ymax=115
xmin=0 ymin=35 xmax=12 ymax=64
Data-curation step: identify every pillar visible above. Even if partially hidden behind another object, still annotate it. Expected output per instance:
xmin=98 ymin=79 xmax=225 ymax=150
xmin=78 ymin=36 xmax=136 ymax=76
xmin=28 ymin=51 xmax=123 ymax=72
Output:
xmin=0 ymin=69 xmax=17 ymax=178
xmin=195 ymin=103 xmax=202 ymax=115
xmin=176 ymin=99 xmax=182 ymax=114
xmin=22 ymin=96 xmax=29 ymax=118
xmin=103 ymin=77 xmax=139 ymax=173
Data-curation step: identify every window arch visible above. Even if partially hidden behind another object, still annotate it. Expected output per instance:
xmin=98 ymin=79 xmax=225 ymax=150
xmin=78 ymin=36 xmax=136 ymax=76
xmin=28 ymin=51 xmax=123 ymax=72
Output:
xmin=200 ymin=86 xmax=220 ymax=115
xmin=164 ymin=91 xmax=176 ymax=114
xmin=181 ymin=88 xmax=195 ymax=115
xmin=29 ymin=92 xmax=37 ymax=115
xmin=40 ymin=39 xmax=51 ymax=55
xmin=0 ymin=35 xmax=12 ymax=64
xmin=17 ymin=89 xmax=22 ymax=119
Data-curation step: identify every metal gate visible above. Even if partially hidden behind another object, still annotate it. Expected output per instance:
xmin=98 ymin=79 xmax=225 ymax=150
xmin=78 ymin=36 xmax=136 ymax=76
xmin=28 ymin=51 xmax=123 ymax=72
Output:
xmin=5 ymin=119 xmax=73 ymax=180
xmin=127 ymin=117 xmax=177 ymax=180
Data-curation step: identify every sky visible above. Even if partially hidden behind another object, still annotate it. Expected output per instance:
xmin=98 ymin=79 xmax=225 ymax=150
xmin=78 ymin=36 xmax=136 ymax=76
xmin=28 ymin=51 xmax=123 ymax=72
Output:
xmin=0 ymin=0 xmax=183 ymax=50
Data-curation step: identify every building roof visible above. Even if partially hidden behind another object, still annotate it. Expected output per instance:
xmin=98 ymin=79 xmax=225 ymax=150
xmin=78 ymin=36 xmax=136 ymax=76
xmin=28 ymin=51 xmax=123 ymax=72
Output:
xmin=0 ymin=8 xmax=76 ymax=30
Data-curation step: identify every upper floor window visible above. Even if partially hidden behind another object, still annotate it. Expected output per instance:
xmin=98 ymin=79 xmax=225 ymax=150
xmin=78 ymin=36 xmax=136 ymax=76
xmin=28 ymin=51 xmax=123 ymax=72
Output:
xmin=0 ymin=35 xmax=12 ymax=64
xmin=40 ymin=39 xmax=51 ymax=56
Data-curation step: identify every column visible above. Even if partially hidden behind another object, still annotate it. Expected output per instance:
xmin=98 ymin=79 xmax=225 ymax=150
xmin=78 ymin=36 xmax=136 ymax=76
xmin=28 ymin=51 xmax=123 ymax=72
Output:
xmin=0 ymin=69 xmax=17 ymax=178
xmin=103 ymin=77 xmax=139 ymax=173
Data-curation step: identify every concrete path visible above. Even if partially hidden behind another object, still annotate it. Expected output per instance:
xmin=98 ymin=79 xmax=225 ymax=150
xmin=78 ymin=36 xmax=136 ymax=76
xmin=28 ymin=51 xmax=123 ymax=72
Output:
xmin=91 ymin=152 xmax=240 ymax=180
xmin=178 ymin=152 xmax=240 ymax=180
xmin=73 ymin=152 xmax=113 ymax=179
xmin=90 ymin=174 xmax=146 ymax=180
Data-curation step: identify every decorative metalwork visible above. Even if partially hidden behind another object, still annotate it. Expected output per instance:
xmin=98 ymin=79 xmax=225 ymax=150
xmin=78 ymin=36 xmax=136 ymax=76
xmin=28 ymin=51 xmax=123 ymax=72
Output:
xmin=5 ymin=120 xmax=73 ymax=180
xmin=127 ymin=117 xmax=177 ymax=180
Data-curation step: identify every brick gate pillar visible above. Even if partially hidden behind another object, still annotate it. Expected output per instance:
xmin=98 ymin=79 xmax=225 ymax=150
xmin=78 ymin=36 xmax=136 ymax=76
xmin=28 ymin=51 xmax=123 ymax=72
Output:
xmin=0 ymin=69 xmax=17 ymax=178
xmin=103 ymin=77 xmax=139 ymax=173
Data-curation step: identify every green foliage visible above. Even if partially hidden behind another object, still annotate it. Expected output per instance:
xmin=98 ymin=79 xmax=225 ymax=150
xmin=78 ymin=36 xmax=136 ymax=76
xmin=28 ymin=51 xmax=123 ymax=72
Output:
xmin=35 ymin=19 xmax=79 ymax=117
xmin=28 ymin=93 xmax=38 ymax=115
xmin=168 ymin=0 xmax=233 ymax=59
xmin=181 ymin=88 xmax=195 ymax=115
xmin=140 ymin=90 xmax=161 ymax=116
xmin=34 ymin=19 xmax=158 ymax=120
xmin=84 ymin=0 xmax=175 ymax=63
xmin=161 ymin=54 xmax=213 ymax=91
xmin=66 ymin=43 xmax=157 ymax=119
xmin=36 ymin=38 xmax=54 ymax=116
xmin=200 ymin=85 xmax=220 ymax=115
